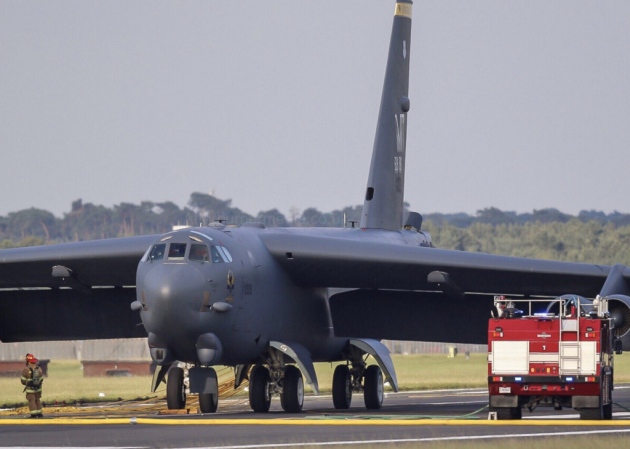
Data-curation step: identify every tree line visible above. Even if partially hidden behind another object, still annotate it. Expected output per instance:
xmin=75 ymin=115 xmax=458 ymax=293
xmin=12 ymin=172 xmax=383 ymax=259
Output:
xmin=1 ymin=193 xmax=629 ymax=266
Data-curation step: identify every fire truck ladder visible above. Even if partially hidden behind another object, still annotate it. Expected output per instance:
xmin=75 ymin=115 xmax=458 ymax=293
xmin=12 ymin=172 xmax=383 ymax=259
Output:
xmin=559 ymin=298 xmax=581 ymax=375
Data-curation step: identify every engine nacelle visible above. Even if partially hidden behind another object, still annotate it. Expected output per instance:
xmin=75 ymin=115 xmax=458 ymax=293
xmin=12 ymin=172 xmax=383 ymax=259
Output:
xmin=606 ymin=294 xmax=630 ymax=351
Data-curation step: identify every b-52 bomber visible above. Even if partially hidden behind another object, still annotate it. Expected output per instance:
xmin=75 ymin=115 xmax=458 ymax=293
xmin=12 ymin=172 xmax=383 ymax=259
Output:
xmin=1 ymin=1 xmax=630 ymax=414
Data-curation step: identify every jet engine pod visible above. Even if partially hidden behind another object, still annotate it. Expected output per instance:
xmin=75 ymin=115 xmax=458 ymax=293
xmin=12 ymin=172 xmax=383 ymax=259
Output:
xmin=607 ymin=294 xmax=630 ymax=350
xmin=196 ymin=333 xmax=223 ymax=365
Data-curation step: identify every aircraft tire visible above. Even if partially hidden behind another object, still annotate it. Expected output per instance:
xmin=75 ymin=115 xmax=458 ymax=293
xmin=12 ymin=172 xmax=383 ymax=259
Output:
xmin=249 ymin=365 xmax=271 ymax=413
xmin=198 ymin=368 xmax=219 ymax=413
xmin=166 ymin=367 xmax=186 ymax=409
xmin=363 ymin=365 xmax=383 ymax=410
xmin=280 ymin=365 xmax=304 ymax=413
xmin=332 ymin=364 xmax=352 ymax=409
xmin=199 ymin=392 xmax=218 ymax=413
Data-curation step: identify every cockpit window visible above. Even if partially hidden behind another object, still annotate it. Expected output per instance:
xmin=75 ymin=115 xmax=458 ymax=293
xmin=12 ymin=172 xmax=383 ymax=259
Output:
xmin=149 ymin=244 xmax=166 ymax=261
xmin=216 ymin=246 xmax=233 ymax=263
xmin=209 ymin=245 xmax=232 ymax=263
xmin=168 ymin=243 xmax=187 ymax=259
xmin=210 ymin=246 xmax=223 ymax=263
xmin=189 ymin=244 xmax=209 ymax=262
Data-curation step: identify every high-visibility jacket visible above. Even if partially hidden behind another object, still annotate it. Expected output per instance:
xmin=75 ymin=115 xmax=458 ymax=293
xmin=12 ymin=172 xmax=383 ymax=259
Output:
xmin=21 ymin=366 xmax=43 ymax=393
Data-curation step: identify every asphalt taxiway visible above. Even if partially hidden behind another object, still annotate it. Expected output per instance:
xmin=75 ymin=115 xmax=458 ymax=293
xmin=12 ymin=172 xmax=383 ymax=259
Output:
xmin=1 ymin=386 xmax=630 ymax=448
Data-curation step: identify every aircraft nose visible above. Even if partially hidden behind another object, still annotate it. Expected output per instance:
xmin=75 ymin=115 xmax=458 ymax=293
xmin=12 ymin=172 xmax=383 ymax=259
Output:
xmin=143 ymin=263 xmax=207 ymax=317
xmin=137 ymin=262 xmax=212 ymax=364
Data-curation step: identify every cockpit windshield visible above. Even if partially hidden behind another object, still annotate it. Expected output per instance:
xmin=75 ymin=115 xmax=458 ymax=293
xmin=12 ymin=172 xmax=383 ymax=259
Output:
xmin=168 ymin=243 xmax=187 ymax=259
xmin=149 ymin=244 xmax=166 ymax=261
xmin=210 ymin=246 xmax=223 ymax=263
xmin=210 ymin=245 xmax=232 ymax=263
xmin=145 ymin=239 xmax=233 ymax=264
xmin=190 ymin=244 xmax=209 ymax=262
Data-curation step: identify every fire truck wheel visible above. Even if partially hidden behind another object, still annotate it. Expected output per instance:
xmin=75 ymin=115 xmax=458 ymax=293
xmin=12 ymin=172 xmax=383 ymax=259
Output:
xmin=603 ymin=403 xmax=613 ymax=420
xmin=603 ymin=369 xmax=613 ymax=420
xmin=512 ymin=407 xmax=522 ymax=419
xmin=579 ymin=390 xmax=611 ymax=420
xmin=495 ymin=407 xmax=522 ymax=420
xmin=579 ymin=407 xmax=603 ymax=420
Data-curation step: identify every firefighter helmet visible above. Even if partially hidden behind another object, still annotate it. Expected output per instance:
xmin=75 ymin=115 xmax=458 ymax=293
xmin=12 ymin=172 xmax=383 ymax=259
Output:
xmin=25 ymin=353 xmax=38 ymax=365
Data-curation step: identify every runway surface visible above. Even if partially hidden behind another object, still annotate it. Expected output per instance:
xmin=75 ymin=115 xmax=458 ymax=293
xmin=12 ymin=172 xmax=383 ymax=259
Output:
xmin=1 ymin=386 xmax=630 ymax=448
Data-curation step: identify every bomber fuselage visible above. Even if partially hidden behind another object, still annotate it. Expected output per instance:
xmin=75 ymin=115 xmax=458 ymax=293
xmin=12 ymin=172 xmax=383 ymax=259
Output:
xmin=135 ymin=223 xmax=431 ymax=367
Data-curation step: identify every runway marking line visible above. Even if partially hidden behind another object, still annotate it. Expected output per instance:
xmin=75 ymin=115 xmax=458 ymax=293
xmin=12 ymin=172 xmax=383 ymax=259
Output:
xmin=1 ymin=417 xmax=630 ymax=426
xmin=186 ymin=429 xmax=630 ymax=449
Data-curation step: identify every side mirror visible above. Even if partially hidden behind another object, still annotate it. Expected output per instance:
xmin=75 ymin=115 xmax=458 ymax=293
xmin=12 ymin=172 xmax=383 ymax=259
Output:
xmin=614 ymin=338 xmax=623 ymax=355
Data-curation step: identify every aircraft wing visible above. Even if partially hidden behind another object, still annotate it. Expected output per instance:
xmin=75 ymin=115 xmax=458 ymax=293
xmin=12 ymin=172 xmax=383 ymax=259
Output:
xmin=0 ymin=236 xmax=157 ymax=342
xmin=261 ymin=232 xmax=630 ymax=344
xmin=0 ymin=235 xmax=157 ymax=288
xmin=260 ymin=233 xmax=617 ymax=297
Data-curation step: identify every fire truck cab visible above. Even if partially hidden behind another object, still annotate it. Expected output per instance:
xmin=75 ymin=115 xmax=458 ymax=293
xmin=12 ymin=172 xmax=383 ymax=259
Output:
xmin=488 ymin=295 xmax=618 ymax=420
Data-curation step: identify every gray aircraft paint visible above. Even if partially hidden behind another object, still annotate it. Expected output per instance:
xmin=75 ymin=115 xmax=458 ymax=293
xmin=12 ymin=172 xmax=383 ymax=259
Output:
xmin=2 ymin=0 xmax=630 ymax=413
xmin=361 ymin=1 xmax=412 ymax=231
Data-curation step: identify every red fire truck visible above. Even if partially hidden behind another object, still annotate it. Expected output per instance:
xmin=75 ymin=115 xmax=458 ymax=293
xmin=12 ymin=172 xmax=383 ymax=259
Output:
xmin=488 ymin=295 xmax=618 ymax=420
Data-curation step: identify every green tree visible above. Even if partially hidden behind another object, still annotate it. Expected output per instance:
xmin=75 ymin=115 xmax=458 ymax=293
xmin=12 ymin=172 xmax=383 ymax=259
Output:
xmin=61 ymin=200 xmax=115 ymax=241
xmin=256 ymin=209 xmax=288 ymax=227
xmin=5 ymin=208 xmax=57 ymax=242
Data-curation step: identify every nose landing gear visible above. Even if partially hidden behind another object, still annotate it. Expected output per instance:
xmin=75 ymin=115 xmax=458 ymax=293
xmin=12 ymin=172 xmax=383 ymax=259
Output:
xmin=166 ymin=366 xmax=186 ymax=410
xmin=166 ymin=364 xmax=220 ymax=414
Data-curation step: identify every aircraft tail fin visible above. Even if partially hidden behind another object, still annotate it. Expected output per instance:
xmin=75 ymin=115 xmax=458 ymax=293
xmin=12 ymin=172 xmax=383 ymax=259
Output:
xmin=360 ymin=1 xmax=413 ymax=231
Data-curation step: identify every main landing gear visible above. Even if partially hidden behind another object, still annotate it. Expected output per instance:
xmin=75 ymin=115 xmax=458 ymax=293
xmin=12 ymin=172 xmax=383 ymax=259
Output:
xmin=332 ymin=362 xmax=384 ymax=410
xmin=247 ymin=339 xmax=394 ymax=413
xmin=248 ymin=364 xmax=305 ymax=413
xmin=247 ymin=361 xmax=384 ymax=413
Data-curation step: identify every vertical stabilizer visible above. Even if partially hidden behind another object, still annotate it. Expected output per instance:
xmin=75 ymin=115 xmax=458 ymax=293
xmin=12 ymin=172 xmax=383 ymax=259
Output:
xmin=360 ymin=1 xmax=412 ymax=230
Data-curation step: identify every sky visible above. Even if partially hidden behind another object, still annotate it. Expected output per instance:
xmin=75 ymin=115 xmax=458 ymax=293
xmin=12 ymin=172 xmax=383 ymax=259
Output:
xmin=1 ymin=1 xmax=629 ymax=219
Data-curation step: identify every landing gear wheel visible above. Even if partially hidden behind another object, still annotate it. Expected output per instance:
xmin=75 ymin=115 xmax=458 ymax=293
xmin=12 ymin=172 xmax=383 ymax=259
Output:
xmin=332 ymin=364 xmax=352 ymax=409
xmin=199 ymin=368 xmax=219 ymax=413
xmin=280 ymin=365 xmax=304 ymax=413
xmin=166 ymin=367 xmax=186 ymax=409
xmin=199 ymin=392 xmax=218 ymax=413
xmin=363 ymin=365 xmax=383 ymax=410
xmin=249 ymin=365 xmax=271 ymax=413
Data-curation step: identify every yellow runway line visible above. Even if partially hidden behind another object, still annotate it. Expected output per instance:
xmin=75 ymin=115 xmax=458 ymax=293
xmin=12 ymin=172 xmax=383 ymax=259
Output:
xmin=1 ymin=417 xmax=629 ymax=426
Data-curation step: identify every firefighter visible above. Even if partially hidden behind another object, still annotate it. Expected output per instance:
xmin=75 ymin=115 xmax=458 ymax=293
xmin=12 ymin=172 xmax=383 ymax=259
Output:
xmin=20 ymin=353 xmax=44 ymax=418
